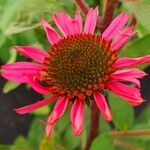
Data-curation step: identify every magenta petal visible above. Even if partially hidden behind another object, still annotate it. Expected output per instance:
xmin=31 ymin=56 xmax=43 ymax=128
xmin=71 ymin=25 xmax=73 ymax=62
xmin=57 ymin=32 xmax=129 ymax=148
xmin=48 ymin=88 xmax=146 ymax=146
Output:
xmin=40 ymin=19 xmax=60 ymax=44
xmin=1 ymin=62 xmax=42 ymax=83
xmin=94 ymin=92 xmax=112 ymax=121
xmin=28 ymin=76 xmax=51 ymax=94
xmin=46 ymin=96 xmax=69 ymax=136
xmin=70 ymin=99 xmax=84 ymax=136
xmin=1 ymin=72 xmax=29 ymax=83
xmin=2 ymin=62 xmax=42 ymax=72
xmin=15 ymin=46 xmax=48 ymax=63
xmin=102 ymin=13 xmax=129 ymax=41
xmin=110 ymin=69 xmax=147 ymax=87
xmin=111 ymin=26 xmax=135 ymax=51
xmin=45 ymin=122 xmax=56 ymax=137
xmin=84 ymin=7 xmax=99 ymax=34
xmin=14 ymin=95 xmax=58 ymax=114
xmin=114 ymin=56 xmax=150 ymax=69
xmin=53 ymin=12 xmax=70 ymax=37
xmin=69 ymin=11 xmax=83 ymax=34
xmin=106 ymin=81 xmax=144 ymax=105
xmin=75 ymin=11 xmax=82 ymax=33
xmin=53 ymin=11 xmax=82 ymax=37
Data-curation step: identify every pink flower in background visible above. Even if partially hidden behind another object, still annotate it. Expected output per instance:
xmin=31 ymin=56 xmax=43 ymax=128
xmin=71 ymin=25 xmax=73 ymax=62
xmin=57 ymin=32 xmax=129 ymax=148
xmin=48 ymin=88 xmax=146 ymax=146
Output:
xmin=1 ymin=7 xmax=150 ymax=136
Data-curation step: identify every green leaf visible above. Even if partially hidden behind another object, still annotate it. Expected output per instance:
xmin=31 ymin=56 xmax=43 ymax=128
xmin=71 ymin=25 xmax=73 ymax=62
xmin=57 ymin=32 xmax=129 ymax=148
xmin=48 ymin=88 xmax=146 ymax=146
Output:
xmin=100 ymin=117 xmax=111 ymax=134
xmin=0 ymin=145 xmax=11 ymax=150
xmin=28 ymin=118 xmax=44 ymax=149
xmin=120 ymin=34 xmax=150 ymax=57
xmin=134 ymin=106 xmax=150 ymax=124
xmin=39 ymin=136 xmax=67 ymax=150
xmin=62 ymin=126 xmax=81 ymax=149
xmin=11 ymin=136 xmax=29 ymax=150
xmin=0 ymin=0 xmax=25 ymax=30
xmin=39 ymin=137 xmax=55 ymax=150
xmin=31 ymin=105 xmax=50 ymax=116
xmin=2 ymin=81 xmax=20 ymax=94
xmin=91 ymin=134 xmax=114 ymax=150
xmin=141 ymin=0 xmax=150 ymax=4
xmin=7 ymin=48 xmax=17 ymax=63
xmin=108 ymin=92 xmax=134 ymax=130
xmin=123 ymin=2 xmax=150 ymax=33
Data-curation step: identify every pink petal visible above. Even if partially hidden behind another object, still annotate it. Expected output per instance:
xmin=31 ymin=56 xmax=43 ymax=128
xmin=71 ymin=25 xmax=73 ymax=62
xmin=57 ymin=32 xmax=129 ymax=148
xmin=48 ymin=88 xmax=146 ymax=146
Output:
xmin=2 ymin=62 xmax=42 ymax=71
xmin=40 ymin=19 xmax=60 ymax=44
xmin=70 ymin=99 xmax=84 ymax=136
xmin=14 ymin=95 xmax=58 ymax=114
xmin=1 ymin=62 xmax=42 ymax=83
xmin=84 ymin=7 xmax=99 ymax=34
xmin=111 ymin=26 xmax=136 ymax=51
xmin=45 ymin=122 xmax=56 ymax=137
xmin=53 ymin=11 xmax=82 ymax=37
xmin=28 ymin=76 xmax=51 ymax=94
xmin=94 ymin=92 xmax=112 ymax=121
xmin=1 ymin=72 xmax=29 ymax=83
xmin=73 ymin=11 xmax=82 ymax=34
xmin=14 ymin=46 xmax=48 ymax=63
xmin=102 ymin=13 xmax=129 ymax=41
xmin=110 ymin=69 xmax=147 ymax=87
xmin=46 ymin=96 xmax=69 ymax=136
xmin=114 ymin=55 xmax=150 ymax=69
xmin=106 ymin=81 xmax=144 ymax=105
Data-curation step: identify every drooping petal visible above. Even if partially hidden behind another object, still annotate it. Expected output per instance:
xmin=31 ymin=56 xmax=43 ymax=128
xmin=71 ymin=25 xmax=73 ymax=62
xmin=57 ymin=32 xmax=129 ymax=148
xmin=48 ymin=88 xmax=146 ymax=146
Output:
xmin=111 ymin=68 xmax=146 ymax=79
xmin=14 ymin=95 xmax=58 ymax=114
xmin=110 ymin=69 xmax=147 ymax=87
xmin=28 ymin=76 xmax=51 ymax=94
xmin=53 ymin=11 xmax=82 ymax=37
xmin=106 ymin=81 xmax=144 ymax=105
xmin=114 ymin=56 xmax=150 ymax=69
xmin=40 ymin=19 xmax=60 ymax=44
xmin=14 ymin=46 xmax=48 ymax=63
xmin=102 ymin=13 xmax=129 ymax=41
xmin=1 ymin=62 xmax=42 ymax=71
xmin=94 ymin=92 xmax=112 ymax=121
xmin=70 ymin=99 xmax=84 ymax=136
xmin=84 ymin=7 xmax=99 ymax=34
xmin=46 ymin=96 xmax=69 ymax=136
xmin=45 ymin=122 xmax=56 ymax=137
xmin=1 ymin=62 xmax=42 ymax=83
xmin=111 ymin=26 xmax=135 ymax=51
xmin=1 ymin=72 xmax=29 ymax=83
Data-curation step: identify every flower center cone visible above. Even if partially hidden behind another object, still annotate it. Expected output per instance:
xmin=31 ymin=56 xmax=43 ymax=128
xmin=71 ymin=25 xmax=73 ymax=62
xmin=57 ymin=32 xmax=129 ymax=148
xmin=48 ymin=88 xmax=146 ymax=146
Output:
xmin=40 ymin=34 xmax=118 ymax=99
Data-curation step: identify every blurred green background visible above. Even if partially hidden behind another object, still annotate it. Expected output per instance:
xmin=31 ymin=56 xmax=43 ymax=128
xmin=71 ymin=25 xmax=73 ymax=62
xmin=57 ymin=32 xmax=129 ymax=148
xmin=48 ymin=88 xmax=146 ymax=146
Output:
xmin=0 ymin=0 xmax=150 ymax=149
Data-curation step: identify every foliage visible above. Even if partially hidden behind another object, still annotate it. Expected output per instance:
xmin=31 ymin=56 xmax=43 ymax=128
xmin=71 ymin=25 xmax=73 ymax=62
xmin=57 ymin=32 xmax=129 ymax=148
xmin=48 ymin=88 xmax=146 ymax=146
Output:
xmin=0 ymin=0 xmax=150 ymax=150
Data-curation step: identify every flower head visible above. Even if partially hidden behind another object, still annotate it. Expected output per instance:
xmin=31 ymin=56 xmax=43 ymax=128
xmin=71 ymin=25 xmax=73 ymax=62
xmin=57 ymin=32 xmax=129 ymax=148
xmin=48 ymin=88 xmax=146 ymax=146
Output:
xmin=1 ymin=7 xmax=150 ymax=136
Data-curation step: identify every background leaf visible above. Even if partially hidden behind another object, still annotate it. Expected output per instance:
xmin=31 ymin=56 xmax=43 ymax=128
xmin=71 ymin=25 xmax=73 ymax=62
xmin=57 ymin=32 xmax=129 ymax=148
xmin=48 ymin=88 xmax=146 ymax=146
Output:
xmin=108 ymin=92 xmax=134 ymax=130
xmin=2 ymin=81 xmax=20 ymax=94
xmin=91 ymin=134 xmax=114 ymax=150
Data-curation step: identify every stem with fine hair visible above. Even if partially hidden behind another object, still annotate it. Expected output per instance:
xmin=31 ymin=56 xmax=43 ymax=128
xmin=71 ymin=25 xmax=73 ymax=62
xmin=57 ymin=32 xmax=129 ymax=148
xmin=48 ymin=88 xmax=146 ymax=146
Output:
xmin=84 ymin=101 xmax=100 ymax=150
xmin=101 ymin=0 xmax=118 ymax=32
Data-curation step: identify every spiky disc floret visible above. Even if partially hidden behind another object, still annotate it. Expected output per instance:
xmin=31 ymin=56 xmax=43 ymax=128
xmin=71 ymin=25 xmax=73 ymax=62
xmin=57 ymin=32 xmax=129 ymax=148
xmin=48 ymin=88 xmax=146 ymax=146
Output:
xmin=40 ymin=34 xmax=118 ymax=99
